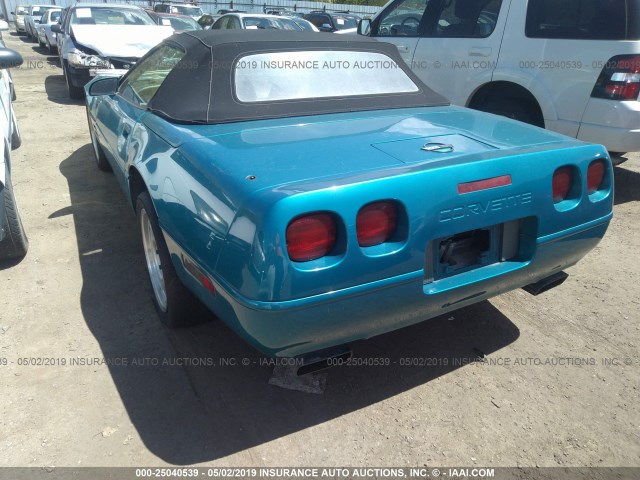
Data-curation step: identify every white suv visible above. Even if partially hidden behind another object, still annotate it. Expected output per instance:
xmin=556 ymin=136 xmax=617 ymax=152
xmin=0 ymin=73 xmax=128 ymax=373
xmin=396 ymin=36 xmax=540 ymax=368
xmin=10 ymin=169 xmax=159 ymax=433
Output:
xmin=359 ymin=0 xmax=640 ymax=155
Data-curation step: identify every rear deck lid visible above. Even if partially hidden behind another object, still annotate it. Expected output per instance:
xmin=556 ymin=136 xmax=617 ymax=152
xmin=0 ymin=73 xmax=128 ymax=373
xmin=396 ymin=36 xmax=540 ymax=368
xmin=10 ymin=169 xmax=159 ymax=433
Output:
xmin=372 ymin=134 xmax=498 ymax=164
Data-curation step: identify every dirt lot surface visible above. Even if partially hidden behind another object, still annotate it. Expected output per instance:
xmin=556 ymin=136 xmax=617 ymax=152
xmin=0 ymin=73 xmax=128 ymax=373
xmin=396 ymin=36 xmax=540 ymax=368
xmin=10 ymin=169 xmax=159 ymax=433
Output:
xmin=1 ymin=31 xmax=639 ymax=469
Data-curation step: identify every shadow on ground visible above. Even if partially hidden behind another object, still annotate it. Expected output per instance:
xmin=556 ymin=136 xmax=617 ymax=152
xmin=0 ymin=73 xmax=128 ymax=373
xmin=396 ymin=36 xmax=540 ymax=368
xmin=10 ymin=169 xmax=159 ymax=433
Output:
xmin=613 ymin=164 xmax=640 ymax=205
xmin=44 ymin=73 xmax=82 ymax=105
xmin=55 ymin=144 xmax=521 ymax=464
xmin=0 ymin=256 xmax=27 ymax=270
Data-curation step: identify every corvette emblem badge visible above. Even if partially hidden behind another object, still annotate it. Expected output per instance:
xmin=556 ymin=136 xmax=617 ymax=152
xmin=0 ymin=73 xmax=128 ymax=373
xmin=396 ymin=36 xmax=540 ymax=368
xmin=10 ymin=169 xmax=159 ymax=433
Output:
xmin=421 ymin=142 xmax=454 ymax=153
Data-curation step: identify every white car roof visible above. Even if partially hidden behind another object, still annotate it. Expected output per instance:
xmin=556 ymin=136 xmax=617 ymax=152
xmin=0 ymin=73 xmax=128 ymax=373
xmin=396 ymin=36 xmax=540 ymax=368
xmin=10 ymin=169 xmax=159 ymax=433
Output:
xmin=228 ymin=13 xmax=293 ymax=19
xmin=71 ymin=3 xmax=145 ymax=9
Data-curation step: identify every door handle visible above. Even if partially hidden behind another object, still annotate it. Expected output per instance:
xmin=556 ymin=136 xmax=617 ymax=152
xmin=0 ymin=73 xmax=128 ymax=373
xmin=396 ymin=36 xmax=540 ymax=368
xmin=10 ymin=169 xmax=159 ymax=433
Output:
xmin=468 ymin=47 xmax=492 ymax=57
xmin=396 ymin=44 xmax=410 ymax=53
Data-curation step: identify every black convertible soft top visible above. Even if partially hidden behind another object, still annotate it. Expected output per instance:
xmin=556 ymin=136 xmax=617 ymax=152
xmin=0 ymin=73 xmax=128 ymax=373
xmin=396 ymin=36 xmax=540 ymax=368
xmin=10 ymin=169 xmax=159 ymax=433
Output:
xmin=146 ymin=30 xmax=449 ymax=124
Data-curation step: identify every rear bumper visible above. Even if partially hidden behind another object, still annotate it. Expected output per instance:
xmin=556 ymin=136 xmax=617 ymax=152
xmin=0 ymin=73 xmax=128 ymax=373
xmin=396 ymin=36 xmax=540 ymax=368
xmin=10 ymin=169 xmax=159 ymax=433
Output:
xmin=171 ymin=213 xmax=611 ymax=358
xmin=578 ymin=97 xmax=640 ymax=152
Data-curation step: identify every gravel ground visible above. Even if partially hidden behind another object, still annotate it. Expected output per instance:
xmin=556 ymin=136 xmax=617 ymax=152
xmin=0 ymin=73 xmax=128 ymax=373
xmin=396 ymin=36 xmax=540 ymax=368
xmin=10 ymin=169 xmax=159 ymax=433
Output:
xmin=1 ymin=30 xmax=639 ymax=469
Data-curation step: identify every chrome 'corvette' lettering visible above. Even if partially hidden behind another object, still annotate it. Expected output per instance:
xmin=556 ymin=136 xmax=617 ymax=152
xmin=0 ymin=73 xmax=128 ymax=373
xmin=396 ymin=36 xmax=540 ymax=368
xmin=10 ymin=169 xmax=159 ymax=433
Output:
xmin=439 ymin=192 xmax=532 ymax=222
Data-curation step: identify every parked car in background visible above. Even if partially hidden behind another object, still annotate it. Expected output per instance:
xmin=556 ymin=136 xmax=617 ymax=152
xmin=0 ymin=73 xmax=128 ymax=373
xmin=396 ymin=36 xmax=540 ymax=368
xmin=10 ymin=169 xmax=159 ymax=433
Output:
xmin=197 ymin=13 xmax=221 ymax=29
xmin=12 ymin=5 xmax=29 ymax=34
xmin=359 ymin=0 xmax=640 ymax=156
xmin=0 ymin=47 xmax=28 ymax=261
xmin=0 ymin=21 xmax=16 ymax=101
xmin=85 ymin=30 xmax=612 ymax=366
xmin=274 ymin=11 xmax=319 ymax=31
xmin=53 ymin=3 xmax=173 ymax=99
xmin=25 ymin=5 xmax=57 ymax=41
xmin=304 ymin=11 xmax=361 ymax=32
xmin=146 ymin=11 xmax=202 ymax=32
xmin=289 ymin=17 xmax=319 ymax=32
xmin=212 ymin=13 xmax=312 ymax=31
xmin=36 ymin=8 xmax=63 ymax=53
xmin=153 ymin=2 xmax=203 ymax=20
xmin=216 ymin=9 xmax=245 ymax=14
xmin=267 ymin=9 xmax=305 ymax=18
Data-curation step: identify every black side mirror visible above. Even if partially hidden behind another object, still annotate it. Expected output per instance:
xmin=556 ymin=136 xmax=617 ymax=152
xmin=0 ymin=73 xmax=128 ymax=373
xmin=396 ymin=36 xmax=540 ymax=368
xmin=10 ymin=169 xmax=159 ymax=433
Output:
xmin=358 ymin=18 xmax=371 ymax=35
xmin=88 ymin=76 xmax=119 ymax=96
xmin=51 ymin=23 xmax=62 ymax=33
xmin=319 ymin=24 xmax=333 ymax=32
xmin=0 ymin=48 xmax=24 ymax=69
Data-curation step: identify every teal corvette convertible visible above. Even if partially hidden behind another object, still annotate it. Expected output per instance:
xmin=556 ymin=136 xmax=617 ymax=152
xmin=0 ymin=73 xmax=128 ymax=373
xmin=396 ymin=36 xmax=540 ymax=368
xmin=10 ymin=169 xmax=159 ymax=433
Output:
xmin=85 ymin=31 xmax=613 ymax=366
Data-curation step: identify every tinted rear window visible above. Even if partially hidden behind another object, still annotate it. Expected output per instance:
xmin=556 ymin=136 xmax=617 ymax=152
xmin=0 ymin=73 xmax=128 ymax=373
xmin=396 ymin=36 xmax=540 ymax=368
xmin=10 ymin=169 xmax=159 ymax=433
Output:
xmin=526 ymin=0 xmax=640 ymax=40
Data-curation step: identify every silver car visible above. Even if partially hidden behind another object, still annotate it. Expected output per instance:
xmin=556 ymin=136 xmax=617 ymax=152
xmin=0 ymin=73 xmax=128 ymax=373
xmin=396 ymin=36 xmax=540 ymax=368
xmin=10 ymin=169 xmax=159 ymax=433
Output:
xmin=211 ymin=13 xmax=316 ymax=31
xmin=12 ymin=5 xmax=29 ymax=34
xmin=25 ymin=5 xmax=57 ymax=41
xmin=0 ymin=47 xmax=28 ymax=261
xmin=53 ymin=3 xmax=173 ymax=99
xmin=36 ymin=8 xmax=62 ymax=53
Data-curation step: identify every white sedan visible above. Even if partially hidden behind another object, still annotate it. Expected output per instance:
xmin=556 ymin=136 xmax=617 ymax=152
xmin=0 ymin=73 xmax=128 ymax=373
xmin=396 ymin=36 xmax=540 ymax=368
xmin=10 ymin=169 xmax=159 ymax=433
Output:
xmin=212 ymin=13 xmax=318 ymax=31
xmin=25 ymin=5 xmax=57 ymax=41
xmin=36 ymin=8 xmax=63 ymax=53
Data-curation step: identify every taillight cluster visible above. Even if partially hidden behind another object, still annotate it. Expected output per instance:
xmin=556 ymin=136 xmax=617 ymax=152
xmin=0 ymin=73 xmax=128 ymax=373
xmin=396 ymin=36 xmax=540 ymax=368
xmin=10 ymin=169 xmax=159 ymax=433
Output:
xmin=552 ymin=160 xmax=607 ymax=204
xmin=592 ymin=55 xmax=640 ymax=101
xmin=286 ymin=201 xmax=400 ymax=262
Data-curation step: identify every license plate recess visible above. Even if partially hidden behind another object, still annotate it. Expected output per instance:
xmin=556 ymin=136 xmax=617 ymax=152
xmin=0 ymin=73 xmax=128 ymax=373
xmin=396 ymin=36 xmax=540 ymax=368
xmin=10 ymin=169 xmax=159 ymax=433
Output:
xmin=427 ymin=220 xmax=521 ymax=282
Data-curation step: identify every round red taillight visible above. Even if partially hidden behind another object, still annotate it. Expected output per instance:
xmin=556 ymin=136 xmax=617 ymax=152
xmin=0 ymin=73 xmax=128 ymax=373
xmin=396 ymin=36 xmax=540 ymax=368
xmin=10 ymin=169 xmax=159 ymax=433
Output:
xmin=286 ymin=213 xmax=337 ymax=262
xmin=356 ymin=201 xmax=398 ymax=247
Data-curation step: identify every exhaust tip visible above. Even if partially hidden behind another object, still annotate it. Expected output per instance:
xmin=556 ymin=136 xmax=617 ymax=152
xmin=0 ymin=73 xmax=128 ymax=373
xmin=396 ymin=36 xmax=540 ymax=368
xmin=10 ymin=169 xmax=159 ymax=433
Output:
xmin=523 ymin=271 xmax=569 ymax=296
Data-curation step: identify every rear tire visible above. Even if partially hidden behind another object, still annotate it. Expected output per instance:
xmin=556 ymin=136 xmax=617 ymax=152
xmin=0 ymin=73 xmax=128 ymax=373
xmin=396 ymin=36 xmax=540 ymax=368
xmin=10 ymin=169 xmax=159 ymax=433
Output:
xmin=0 ymin=164 xmax=29 ymax=261
xmin=64 ymin=63 xmax=85 ymax=100
xmin=477 ymin=97 xmax=543 ymax=127
xmin=136 ymin=191 xmax=205 ymax=327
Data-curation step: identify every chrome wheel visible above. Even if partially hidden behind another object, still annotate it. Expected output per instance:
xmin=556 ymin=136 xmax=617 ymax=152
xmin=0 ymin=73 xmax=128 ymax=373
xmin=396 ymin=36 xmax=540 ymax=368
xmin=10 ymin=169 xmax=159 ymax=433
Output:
xmin=140 ymin=208 xmax=167 ymax=312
